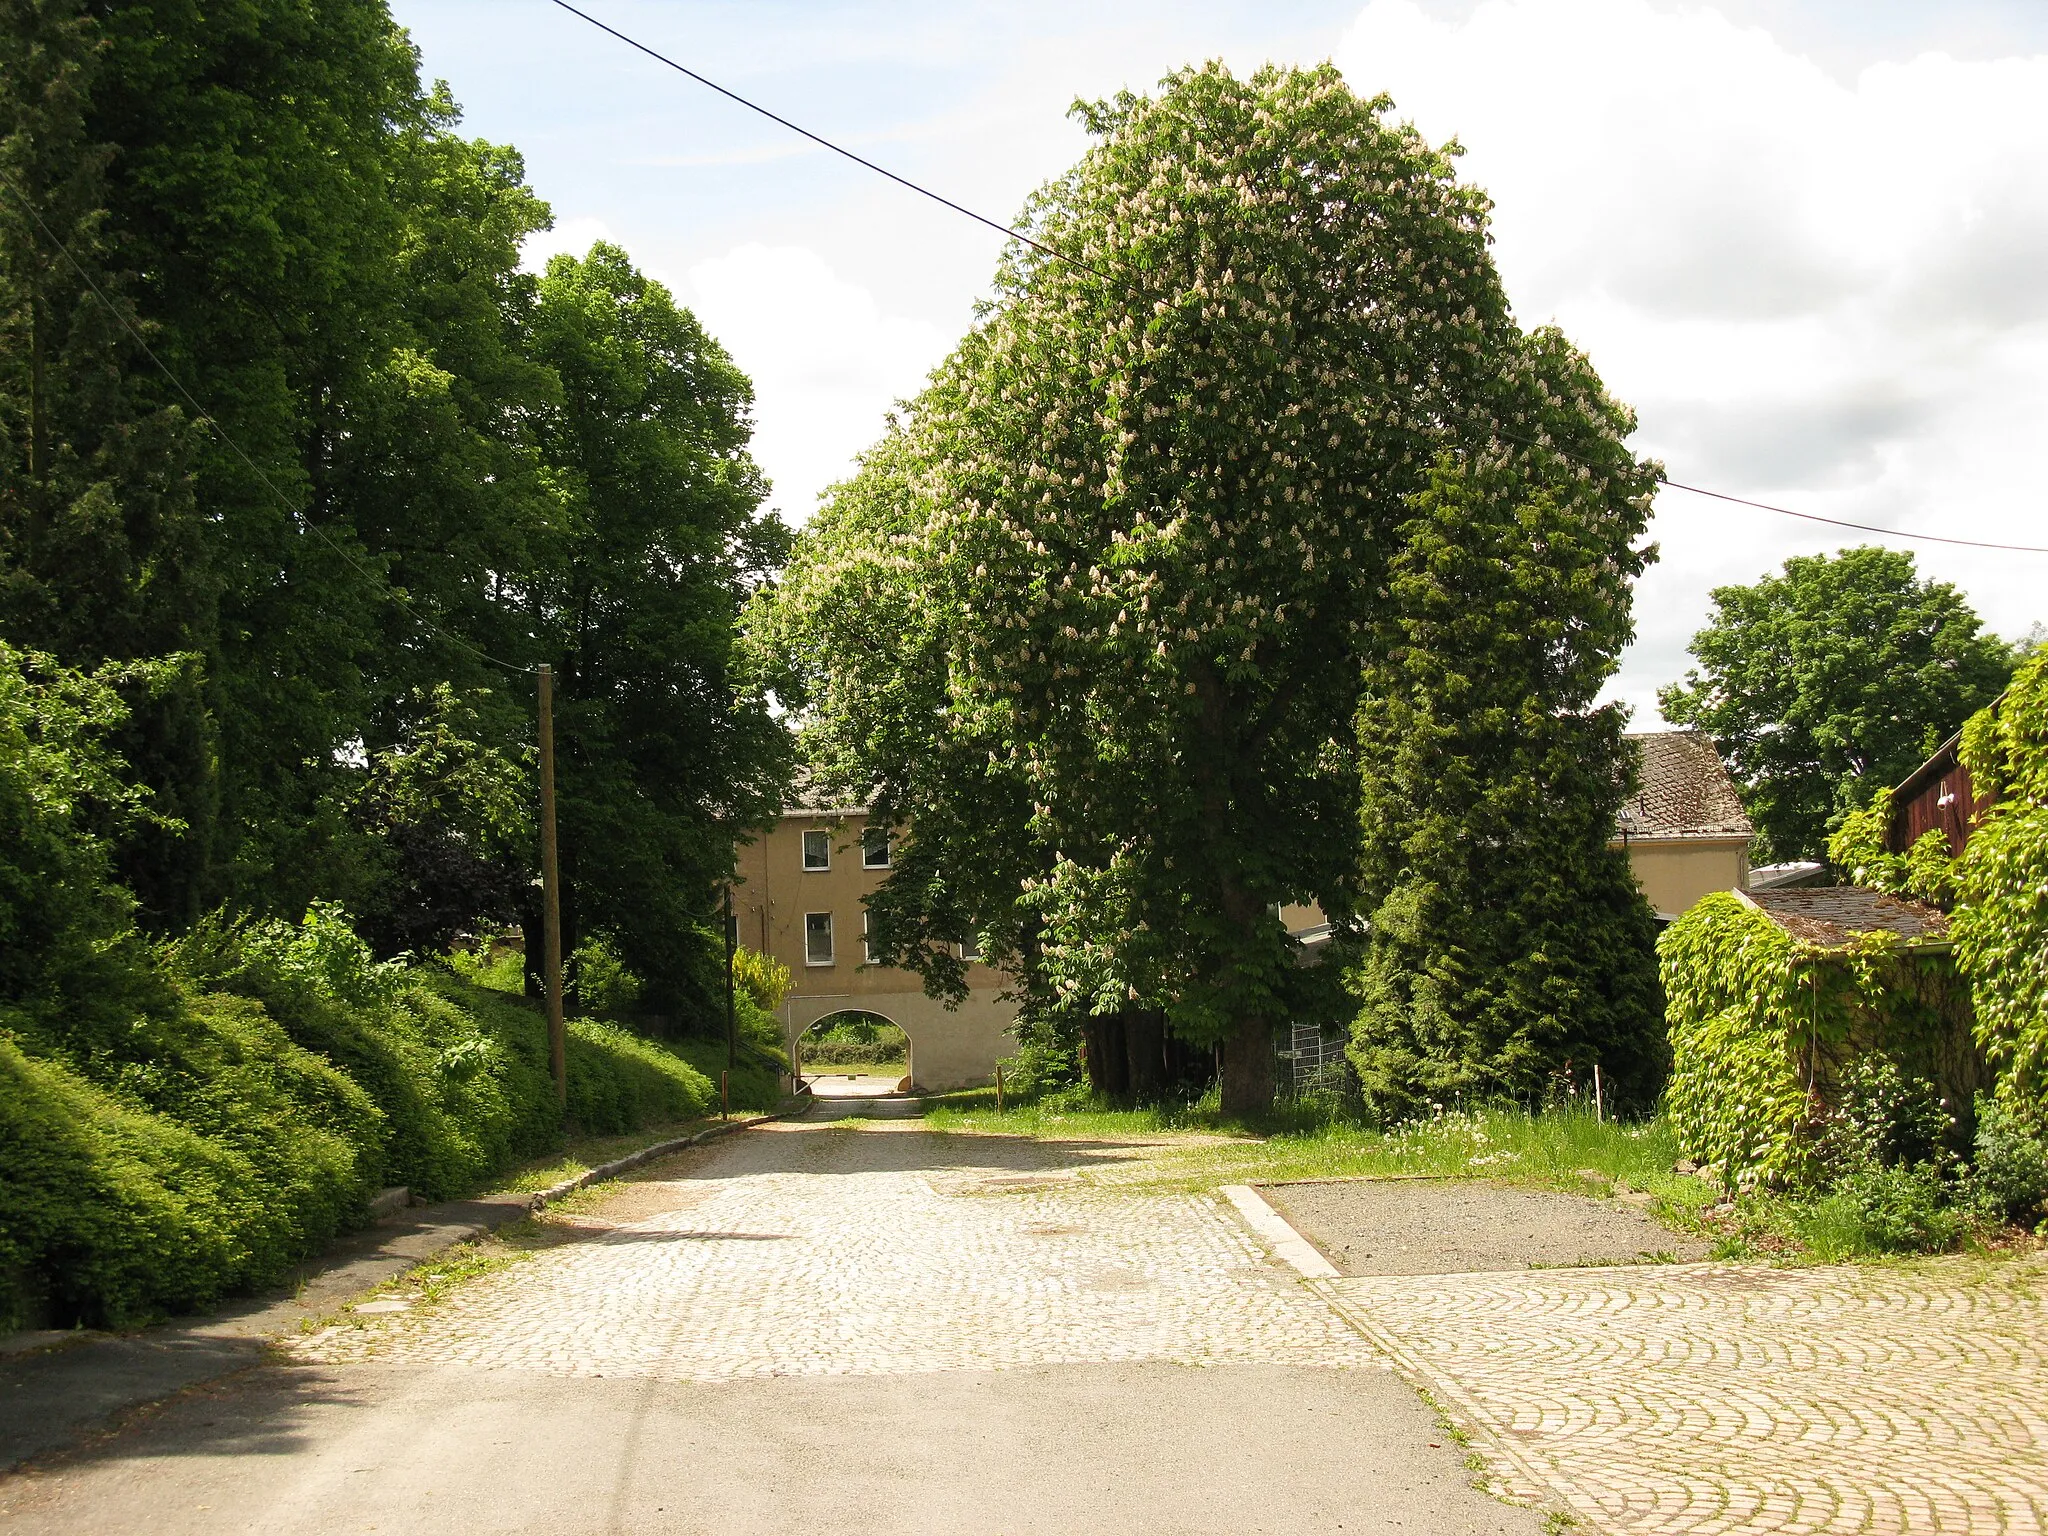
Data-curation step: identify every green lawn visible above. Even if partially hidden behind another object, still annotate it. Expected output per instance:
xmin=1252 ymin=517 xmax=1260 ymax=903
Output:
xmin=926 ymin=1093 xmax=1708 ymax=1202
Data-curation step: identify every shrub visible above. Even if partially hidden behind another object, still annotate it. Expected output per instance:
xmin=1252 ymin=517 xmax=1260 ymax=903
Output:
xmin=1836 ymin=1163 xmax=1965 ymax=1254
xmin=1961 ymin=1095 xmax=2048 ymax=1225
xmin=732 ymin=945 xmax=791 ymax=1013
xmin=570 ymin=934 xmax=643 ymax=1020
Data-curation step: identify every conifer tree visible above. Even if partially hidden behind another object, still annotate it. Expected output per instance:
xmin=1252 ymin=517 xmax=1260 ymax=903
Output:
xmin=1353 ymin=443 xmax=1662 ymax=1115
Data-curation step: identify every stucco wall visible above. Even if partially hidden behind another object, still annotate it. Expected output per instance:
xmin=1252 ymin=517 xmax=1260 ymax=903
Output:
xmin=784 ymin=987 xmax=1018 ymax=1093
xmin=1619 ymin=838 xmax=1751 ymax=921
xmin=737 ymin=810 xmax=1014 ymax=1090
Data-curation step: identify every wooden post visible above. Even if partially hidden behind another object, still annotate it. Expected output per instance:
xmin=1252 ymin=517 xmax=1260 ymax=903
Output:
xmin=721 ymin=1070 xmax=730 ymax=1120
xmin=1593 ymin=1063 xmax=1604 ymax=1124
xmin=995 ymin=1062 xmax=1005 ymax=1115
xmin=538 ymin=664 xmax=566 ymax=1109
xmin=724 ymin=885 xmax=737 ymax=1072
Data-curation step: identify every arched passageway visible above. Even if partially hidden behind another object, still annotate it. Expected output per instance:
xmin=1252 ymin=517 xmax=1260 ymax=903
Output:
xmin=793 ymin=1008 xmax=911 ymax=1093
xmin=782 ymin=990 xmax=1015 ymax=1092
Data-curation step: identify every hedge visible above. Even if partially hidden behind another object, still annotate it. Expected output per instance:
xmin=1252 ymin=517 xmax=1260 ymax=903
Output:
xmin=2 ymin=940 xmax=726 ymax=1332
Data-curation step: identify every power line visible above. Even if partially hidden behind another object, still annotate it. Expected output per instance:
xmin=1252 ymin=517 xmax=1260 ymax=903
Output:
xmin=550 ymin=3 xmax=2048 ymax=560
xmin=0 ymin=170 xmax=539 ymax=675
xmin=1656 ymin=478 xmax=2048 ymax=555
xmin=543 ymin=0 xmax=1105 ymax=279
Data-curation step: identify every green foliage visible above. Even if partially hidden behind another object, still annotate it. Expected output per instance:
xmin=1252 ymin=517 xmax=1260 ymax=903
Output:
xmin=4 ymin=7 xmax=786 ymax=992
xmin=524 ymin=243 xmax=791 ymax=1018
xmin=1795 ymin=1163 xmax=1964 ymax=1258
xmin=569 ymin=934 xmax=642 ymax=1021
xmin=802 ymin=1017 xmax=909 ymax=1068
xmin=4 ymin=894 xmax=716 ymax=1329
xmin=1660 ymin=892 xmax=1969 ymax=1190
xmin=1960 ymin=1095 xmax=2048 ymax=1225
xmin=731 ymin=945 xmax=791 ymax=1014
xmin=0 ymin=642 xmax=177 ymax=1024
xmin=331 ymin=686 xmax=536 ymax=959
xmin=756 ymin=62 xmax=1655 ymax=1112
xmin=1660 ymin=547 xmax=2013 ymax=862
xmin=449 ymin=935 xmax=525 ymax=994
xmin=1951 ymin=648 xmax=2048 ymax=1113
xmin=1351 ymin=453 xmax=1662 ymax=1118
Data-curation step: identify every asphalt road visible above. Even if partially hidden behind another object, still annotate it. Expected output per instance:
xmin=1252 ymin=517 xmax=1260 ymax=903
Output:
xmin=0 ymin=1102 xmax=1542 ymax=1536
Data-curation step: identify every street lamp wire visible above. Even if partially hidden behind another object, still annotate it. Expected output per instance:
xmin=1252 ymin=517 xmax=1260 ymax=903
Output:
xmin=544 ymin=0 xmax=1106 ymax=280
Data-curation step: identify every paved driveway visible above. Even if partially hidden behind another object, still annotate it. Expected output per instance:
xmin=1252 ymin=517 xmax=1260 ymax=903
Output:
xmin=1317 ymin=1257 xmax=2048 ymax=1536
xmin=0 ymin=1111 xmax=1538 ymax=1535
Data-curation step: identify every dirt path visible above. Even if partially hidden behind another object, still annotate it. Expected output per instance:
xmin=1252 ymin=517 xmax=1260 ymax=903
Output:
xmin=0 ymin=1108 xmax=1539 ymax=1536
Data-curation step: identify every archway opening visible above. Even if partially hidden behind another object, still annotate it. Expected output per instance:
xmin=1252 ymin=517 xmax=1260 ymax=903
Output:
xmin=794 ymin=1008 xmax=912 ymax=1095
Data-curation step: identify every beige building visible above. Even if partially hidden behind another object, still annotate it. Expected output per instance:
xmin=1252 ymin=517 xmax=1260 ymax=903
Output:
xmin=732 ymin=795 xmax=1015 ymax=1092
xmin=1615 ymin=730 xmax=1753 ymax=921
xmin=738 ymin=732 xmax=1750 ymax=1088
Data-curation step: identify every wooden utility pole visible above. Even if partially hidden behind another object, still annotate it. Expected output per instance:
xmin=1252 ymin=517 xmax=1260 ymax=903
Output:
xmin=538 ymin=664 xmax=566 ymax=1108
xmin=723 ymin=884 xmax=738 ymax=1072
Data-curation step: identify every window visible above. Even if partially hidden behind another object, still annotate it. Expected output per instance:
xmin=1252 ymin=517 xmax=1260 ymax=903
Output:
xmin=802 ymin=829 xmax=831 ymax=870
xmin=804 ymin=911 xmax=835 ymax=966
xmin=862 ymin=827 xmax=892 ymax=869
xmin=862 ymin=911 xmax=877 ymax=965
xmin=958 ymin=932 xmax=981 ymax=963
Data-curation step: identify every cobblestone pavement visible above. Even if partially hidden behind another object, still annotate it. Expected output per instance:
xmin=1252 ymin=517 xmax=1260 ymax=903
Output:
xmin=1316 ymin=1259 xmax=2048 ymax=1536
xmin=295 ymin=1118 xmax=1385 ymax=1381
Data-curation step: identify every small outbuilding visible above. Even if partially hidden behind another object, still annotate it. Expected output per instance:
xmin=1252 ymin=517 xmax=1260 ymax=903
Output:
xmin=1615 ymin=731 xmax=1754 ymax=921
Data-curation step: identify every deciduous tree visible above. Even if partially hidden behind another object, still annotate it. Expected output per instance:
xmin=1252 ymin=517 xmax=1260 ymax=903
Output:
xmin=763 ymin=63 xmax=1658 ymax=1113
xmin=1660 ymin=547 xmax=2014 ymax=862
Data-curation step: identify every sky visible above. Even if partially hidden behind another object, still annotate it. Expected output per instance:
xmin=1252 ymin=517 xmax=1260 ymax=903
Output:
xmin=390 ymin=0 xmax=2048 ymax=724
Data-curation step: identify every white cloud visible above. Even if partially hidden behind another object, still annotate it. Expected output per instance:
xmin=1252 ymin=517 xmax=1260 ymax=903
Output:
xmin=684 ymin=245 xmax=950 ymax=521
xmin=1335 ymin=0 xmax=2048 ymax=723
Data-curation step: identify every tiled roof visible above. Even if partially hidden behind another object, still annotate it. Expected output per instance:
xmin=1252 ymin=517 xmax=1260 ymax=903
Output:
xmin=784 ymin=766 xmax=871 ymax=816
xmin=1739 ymin=886 xmax=1949 ymax=948
xmin=1620 ymin=731 xmax=1753 ymax=840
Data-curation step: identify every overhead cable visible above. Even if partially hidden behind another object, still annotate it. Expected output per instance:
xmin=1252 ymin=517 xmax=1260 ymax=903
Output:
xmin=549 ymin=3 xmax=2048 ymax=558
xmin=545 ymin=0 xmax=1105 ymax=279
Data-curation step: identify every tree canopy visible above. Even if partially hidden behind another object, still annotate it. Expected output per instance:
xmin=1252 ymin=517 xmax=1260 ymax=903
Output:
xmin=1 ymin=0 xmax=786 ymax=1015
xmin=758 ymin=62 xmax=1661 ymax=1112
xmin=1659 ymin=547 xmax=2015 ymax=863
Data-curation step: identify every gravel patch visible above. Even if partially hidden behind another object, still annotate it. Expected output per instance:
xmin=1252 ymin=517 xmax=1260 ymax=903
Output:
xmin=1261 ymin=1178 xmax=1708 ymax=1276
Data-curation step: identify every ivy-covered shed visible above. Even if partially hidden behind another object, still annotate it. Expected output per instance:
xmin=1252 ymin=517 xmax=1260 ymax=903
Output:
xmin=1661 ymin=885 xmax=1979 ymax=1190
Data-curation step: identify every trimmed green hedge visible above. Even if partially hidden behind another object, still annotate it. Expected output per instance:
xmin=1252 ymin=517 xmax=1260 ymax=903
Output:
xmin=2 ymin=930 xmax=724 ymax=1331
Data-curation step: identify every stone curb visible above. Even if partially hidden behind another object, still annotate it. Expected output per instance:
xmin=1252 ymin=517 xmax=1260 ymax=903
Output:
xmin=1309 ymin=1278 xmax=1612 ymax=1534
xmin=1218 ymin=1185 xmax=1341 ymax=1279
xmin=523 ymin=1107 xmax=791 ymax=1212
xmin=0 ymin=1099 xmax=804 ymax=1473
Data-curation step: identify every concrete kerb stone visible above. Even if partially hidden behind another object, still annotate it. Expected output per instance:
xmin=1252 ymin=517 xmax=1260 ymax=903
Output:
xmin=524 ymin=1107 xmax=791 ymax=1212
xmin=1219 ymin=1184 xmax=1341 ymax=1279
xmin=0 ymin=1100 xmax=803 ymax=1473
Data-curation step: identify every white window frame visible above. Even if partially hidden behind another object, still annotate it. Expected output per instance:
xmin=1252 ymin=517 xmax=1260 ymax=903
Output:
xmin=862 ymin=827 xmax=892 ymax=869
xmin=802 ymin=828 xmax=831 ymax=871
xmin=862 ymin=910 xmax=877 ymax=965
xmin=958 ymin=932 xmax=981 ymax=963
xmin=803 ymin=911 xmax=835 ymax=966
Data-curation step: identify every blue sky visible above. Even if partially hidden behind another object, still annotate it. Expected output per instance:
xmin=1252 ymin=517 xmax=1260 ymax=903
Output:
xmin=392 ymin=0 xmax=2048 ymax=722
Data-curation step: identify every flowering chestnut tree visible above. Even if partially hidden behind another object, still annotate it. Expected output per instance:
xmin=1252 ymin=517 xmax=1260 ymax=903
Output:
xmin=759 ymin=62 xmax=1657 ymax=1113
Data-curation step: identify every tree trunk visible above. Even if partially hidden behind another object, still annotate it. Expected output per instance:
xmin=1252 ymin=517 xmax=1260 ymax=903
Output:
xmin=1124 ymin=1010 xmax=1166 ymax=1102
xmin=1082 ymin=1015 xmax=1129 ymax=1098
xmin=1218 ymin=1013 xmax=1275 ymax=1117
